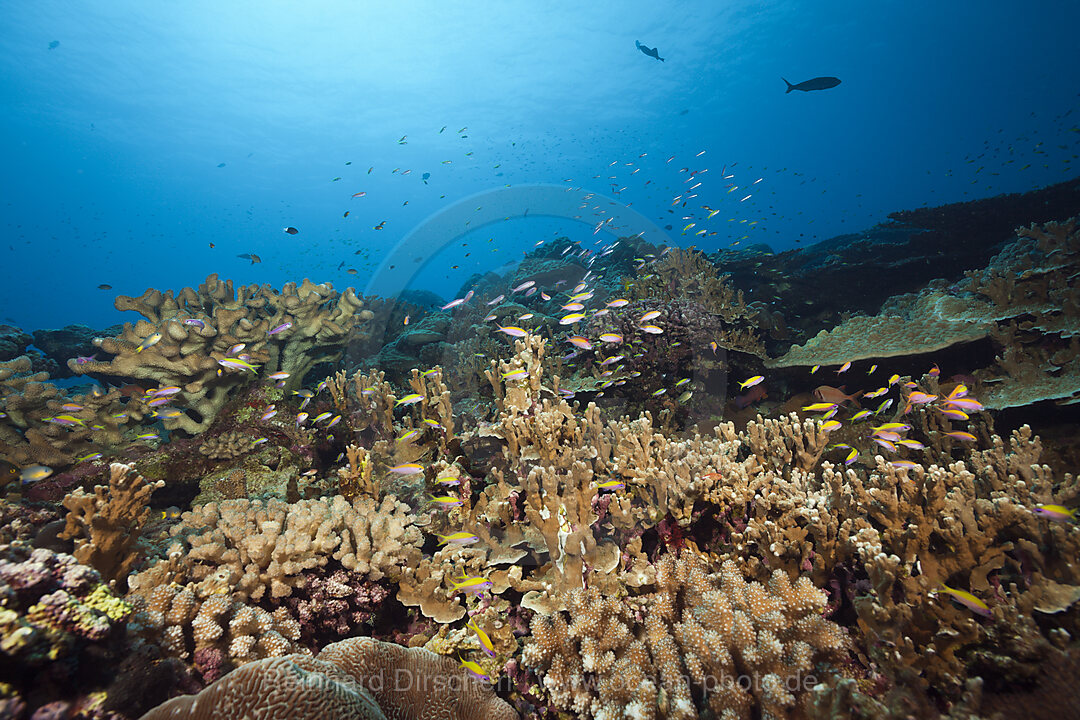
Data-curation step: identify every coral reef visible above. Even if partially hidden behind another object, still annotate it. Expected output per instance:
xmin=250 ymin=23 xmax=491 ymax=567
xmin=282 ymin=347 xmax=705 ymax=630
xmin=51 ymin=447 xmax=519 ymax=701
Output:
xmin=5 ymin=207 xmax=1080 ymax=719
xmin=769 ymin=218 xmax=1080 ymax=408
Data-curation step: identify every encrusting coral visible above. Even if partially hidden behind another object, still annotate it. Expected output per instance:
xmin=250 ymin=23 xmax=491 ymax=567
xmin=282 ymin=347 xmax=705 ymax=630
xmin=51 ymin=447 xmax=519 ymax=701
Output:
xmin=0 ymin=544 xmax=132 ymax=669
xmin=139 ymin=636 xmax=519 ymax=720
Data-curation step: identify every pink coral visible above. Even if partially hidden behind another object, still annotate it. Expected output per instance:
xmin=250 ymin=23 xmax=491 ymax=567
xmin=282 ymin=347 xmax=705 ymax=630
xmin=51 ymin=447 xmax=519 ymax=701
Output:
xmin=283 ymin=567 xmax=391 ymax=646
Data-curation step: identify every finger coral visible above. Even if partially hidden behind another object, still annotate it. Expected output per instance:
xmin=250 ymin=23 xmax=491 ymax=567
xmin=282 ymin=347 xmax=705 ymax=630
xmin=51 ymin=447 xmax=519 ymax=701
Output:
xmin=127 ymin=582 xmax=302 ymax=680
xmin=156 ymin=494 xmax=422 ymax=601
xmin=522 ymin=552 xmax=849 ymax=720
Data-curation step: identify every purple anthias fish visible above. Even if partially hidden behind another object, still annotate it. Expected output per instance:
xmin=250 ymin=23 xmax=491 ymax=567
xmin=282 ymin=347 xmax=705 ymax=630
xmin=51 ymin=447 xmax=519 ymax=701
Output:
xmin=183 ymin=319 xmax=206 ymax=329
xmin=268 ymin=322 xmax=292 ymax=335
xmin=72 ymin=354 xmax=97 ymax=364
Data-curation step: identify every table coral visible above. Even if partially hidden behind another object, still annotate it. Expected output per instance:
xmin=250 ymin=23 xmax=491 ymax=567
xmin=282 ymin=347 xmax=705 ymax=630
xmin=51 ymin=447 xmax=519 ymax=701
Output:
xmin=768 ymin=217 xmax=1080 ymax=408
xmin=139 ymin=636 xmax=518 ymax=720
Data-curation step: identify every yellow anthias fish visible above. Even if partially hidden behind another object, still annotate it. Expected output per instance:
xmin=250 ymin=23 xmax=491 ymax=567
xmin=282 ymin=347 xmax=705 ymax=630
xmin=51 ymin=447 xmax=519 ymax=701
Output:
xmin=466 ymin=621 xmax=496 ymax=658
xmin=428 ymin=494 xmax=463 ymax=507
xmin=437 ymin=532 xmax=479 ymax=545
xmin=458 ymin=656 xmax=492 ymax=683
xmin=451 ymin=574 xmax=493 ymax=594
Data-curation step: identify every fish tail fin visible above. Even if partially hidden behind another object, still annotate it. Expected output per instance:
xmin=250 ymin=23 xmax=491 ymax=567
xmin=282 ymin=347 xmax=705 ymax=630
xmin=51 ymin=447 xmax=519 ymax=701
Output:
xmin=659 ymin=56 xmax=665 ymax=62
xmin=783 ymin=78 xmax=794 ymax=93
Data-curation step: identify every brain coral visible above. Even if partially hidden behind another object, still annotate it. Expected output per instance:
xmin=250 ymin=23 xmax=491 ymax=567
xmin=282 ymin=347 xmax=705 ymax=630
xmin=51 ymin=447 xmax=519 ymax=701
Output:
xmin=139 ymin=636 xmax=518 ymax=720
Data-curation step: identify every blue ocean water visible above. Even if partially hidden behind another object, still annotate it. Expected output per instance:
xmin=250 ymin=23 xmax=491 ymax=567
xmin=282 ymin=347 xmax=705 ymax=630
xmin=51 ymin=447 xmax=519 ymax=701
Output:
xmin=1 ymin=0 xmax=1077 ymax=331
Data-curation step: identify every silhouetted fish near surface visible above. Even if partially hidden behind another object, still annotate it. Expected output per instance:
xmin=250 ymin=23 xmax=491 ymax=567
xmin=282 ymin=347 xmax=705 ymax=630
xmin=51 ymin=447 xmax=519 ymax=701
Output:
xmin=48 ymin=40 xmax=59 ymax=50
xmin=783 ymin=76 xmax=841 ymax=93
xmin=635 ymin=40 xmax=664 ymax=62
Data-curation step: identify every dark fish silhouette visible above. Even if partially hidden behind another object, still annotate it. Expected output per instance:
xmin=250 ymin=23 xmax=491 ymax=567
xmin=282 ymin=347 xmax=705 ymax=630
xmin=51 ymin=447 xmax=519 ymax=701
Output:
xmin=635 ymin=40 xmax=664 ymax=62
xmin=783 ymin=76 xmax=841 ymax=93
xmin=48 ymin=40 xmax=59 ymax=50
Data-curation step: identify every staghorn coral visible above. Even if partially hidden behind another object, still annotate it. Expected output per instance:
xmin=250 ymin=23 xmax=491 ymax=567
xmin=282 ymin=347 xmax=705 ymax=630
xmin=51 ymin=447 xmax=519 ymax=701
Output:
xmin=522 ymin=552 xmax=849 ymax=720
xmin=153 ymin=494 xmax=423 ymax=601
xmin=59 ymin=462 xmax=163 ymax=588
xmin=70 ymin=274 xmax=376 ymax=433
xmin=139 ymin=636 xmax=519 ymax=720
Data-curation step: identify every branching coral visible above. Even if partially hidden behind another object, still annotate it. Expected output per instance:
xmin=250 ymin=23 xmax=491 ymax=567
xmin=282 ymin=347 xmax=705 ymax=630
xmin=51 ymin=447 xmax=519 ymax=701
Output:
xmin=69 ymin=274 xmax=376 ymax=433
xmin=631 ymin=247 xmax=752 ymax=323
xmin=127 ymin=582 xmax=302 ymax=677
xmin=59 ymin=462 xmax=163 ymax=588
xmin=522 ymin=552 xmax=849 ymax=720
xmin=338 ymin=443 xmax=377 ymax=500
xmin=153 ymin=494 xmax=423 ymax=601
xmin=704 ymin=422 xmax=1080 ymax=699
